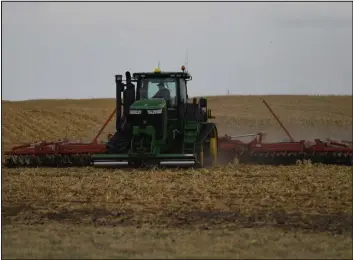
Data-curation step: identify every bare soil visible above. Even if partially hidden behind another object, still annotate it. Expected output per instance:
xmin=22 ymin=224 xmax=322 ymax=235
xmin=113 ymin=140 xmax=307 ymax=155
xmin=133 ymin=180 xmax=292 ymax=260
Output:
xmin=1 ymin=95 xmax=352 ymax=258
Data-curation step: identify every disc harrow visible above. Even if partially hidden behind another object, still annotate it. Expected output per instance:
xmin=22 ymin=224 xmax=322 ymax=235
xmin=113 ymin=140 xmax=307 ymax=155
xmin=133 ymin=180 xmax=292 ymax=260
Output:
xmin=4 ymin=132 xmax=351 ymax=168
xmin=4 ymin=140 xmax=107 ymax=168
xmin=218 ymin=133 xmax=352 ymax=166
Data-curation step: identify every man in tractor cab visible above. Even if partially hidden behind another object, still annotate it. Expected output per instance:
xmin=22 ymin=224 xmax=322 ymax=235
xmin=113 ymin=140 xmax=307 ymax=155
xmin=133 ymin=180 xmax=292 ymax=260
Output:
xmin=153 ymin=82 xmax=171 ymax=100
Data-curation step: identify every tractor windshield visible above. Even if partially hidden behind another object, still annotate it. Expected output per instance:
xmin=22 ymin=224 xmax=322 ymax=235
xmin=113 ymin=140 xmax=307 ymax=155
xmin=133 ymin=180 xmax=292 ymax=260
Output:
xmin=139 ymin=78 xmax=177 ymax=106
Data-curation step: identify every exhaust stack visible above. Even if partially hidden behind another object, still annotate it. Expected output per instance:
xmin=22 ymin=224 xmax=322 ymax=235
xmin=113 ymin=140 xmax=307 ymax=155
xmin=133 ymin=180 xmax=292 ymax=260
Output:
xmin=115 ymin=75 xmax=123 ymax=131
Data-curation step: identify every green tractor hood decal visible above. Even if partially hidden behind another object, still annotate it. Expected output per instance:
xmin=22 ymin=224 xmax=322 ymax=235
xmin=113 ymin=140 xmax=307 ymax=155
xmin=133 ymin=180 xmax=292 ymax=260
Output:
xmin=130 ymin=98 xmax=166 ymax=110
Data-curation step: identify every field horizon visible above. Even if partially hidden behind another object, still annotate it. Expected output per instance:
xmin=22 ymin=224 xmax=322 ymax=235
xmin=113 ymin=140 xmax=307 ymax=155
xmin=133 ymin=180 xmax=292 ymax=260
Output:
xmin=2 ymin=94 xmax=352 ymax=258
xmin=2 ymin=93 xmax=352 ymax=103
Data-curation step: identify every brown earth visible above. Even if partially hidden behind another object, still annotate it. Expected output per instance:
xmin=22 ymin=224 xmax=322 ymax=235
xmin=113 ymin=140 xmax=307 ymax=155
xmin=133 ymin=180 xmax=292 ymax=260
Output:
xmin=1 ymin=95 xmax=352 ymax=258
xmin=2 ymin=95 xmax=352 ymax=148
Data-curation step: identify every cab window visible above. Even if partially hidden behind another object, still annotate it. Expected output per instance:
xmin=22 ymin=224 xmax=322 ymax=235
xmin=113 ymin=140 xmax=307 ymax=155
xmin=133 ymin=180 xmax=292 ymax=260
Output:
xmin=179 ymin=79 xmax=187 ymax=104
xmin=139 ymin=78 xmax=177 ymax=106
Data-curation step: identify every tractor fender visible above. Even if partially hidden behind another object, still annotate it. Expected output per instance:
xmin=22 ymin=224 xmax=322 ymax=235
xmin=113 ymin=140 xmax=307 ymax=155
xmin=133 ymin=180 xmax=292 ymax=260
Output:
xmin=198 ymin=123 xmax=218 ymax=142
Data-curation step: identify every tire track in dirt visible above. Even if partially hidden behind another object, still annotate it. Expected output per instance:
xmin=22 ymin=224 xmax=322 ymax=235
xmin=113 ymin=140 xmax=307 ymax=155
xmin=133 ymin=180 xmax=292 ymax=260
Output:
xmin=3 ymin=108 xmax=42 ymax=142
xmin=2 ymin=121 xmax=23 ymax=145
xmin=3 ymin=107 xmax=53 ymax=142
xmin=2 ymin=107 xmax=108 ymax=144
xmin=21 ymin=110 xmax=59 ymax=139
xmin=2 ymin=204 xmax=351 ymax=234
xmin=38 ymin=108 xmax=112 ymax=141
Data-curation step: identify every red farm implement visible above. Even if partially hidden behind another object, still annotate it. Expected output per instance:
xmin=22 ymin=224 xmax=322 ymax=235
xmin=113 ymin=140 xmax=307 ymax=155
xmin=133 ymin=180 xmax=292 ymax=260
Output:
xmin=3 ymin=109 xmax=115 ymax=167
xmin=219 ymin=133 xmax=352 ymax=166
xmin=218 ymin=99 xmax=352 ymax=166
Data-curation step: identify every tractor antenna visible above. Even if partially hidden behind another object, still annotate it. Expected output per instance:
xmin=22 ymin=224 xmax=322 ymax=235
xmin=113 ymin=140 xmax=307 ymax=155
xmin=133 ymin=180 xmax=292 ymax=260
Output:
xmin=185 ymin=49 xmax=189 ymax=72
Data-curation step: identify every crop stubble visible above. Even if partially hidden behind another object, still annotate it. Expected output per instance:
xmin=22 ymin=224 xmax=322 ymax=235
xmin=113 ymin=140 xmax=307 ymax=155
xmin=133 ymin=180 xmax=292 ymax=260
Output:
xmin=2 ymin=95 xmax=352 ymax=258
xmin=2 ymin=164 xmax=352 ymax=231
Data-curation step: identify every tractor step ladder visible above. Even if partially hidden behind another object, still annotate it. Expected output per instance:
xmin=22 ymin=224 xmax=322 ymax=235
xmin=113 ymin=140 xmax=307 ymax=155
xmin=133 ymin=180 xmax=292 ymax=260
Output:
xmin=183 ymin=121 xmax=200 ymax=154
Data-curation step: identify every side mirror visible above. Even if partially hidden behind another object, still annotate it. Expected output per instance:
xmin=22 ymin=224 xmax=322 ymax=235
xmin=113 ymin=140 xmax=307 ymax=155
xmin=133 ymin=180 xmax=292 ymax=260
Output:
xmin=199 ymin=98 xmax=207 ymax=108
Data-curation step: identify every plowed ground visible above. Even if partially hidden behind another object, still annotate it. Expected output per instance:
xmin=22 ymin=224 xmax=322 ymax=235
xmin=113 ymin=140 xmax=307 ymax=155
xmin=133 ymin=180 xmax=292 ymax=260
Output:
xmin=1 ymin=95 xmax=352 ymax=258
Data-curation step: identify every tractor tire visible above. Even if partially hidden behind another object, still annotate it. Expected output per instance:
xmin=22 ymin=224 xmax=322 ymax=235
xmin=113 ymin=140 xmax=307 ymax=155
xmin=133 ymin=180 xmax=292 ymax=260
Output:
xmin=196 ymin=125 xmax=218 ymax=168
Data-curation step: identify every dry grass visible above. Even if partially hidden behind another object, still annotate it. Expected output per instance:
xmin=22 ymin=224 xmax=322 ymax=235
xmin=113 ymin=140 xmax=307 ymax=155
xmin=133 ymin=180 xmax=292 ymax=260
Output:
xmin=1 ymin=95 xmax=352 ymax=258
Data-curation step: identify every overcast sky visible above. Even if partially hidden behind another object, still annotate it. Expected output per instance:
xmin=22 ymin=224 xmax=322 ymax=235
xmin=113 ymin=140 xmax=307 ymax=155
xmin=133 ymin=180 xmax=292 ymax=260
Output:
xmin=2 ymin=2 xmax=352 ymax=101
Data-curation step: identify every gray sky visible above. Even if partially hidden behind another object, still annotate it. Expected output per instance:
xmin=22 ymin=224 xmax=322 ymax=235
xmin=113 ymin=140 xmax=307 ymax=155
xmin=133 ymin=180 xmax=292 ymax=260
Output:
xmin=2 ymin=2 xmax=352 ymax=101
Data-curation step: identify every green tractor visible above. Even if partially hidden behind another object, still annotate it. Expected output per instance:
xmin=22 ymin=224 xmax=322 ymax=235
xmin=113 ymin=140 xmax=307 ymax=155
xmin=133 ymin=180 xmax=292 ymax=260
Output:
xmin=92 ymin=66 xmax=218 ymax=168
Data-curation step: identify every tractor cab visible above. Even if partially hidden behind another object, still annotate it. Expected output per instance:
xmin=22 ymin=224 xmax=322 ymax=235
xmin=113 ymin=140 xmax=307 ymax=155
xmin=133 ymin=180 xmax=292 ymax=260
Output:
xmin=114 ymin=66 xmax=209 ymax=130
xmin=132 ymin=66 xmax=192 ymax=119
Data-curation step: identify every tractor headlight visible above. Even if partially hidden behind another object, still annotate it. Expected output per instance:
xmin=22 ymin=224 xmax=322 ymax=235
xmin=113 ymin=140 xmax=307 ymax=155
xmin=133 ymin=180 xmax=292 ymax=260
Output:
xmin=130 ymin=109 xmax=142 ymax=115
xmin=147 ymin=109 xmax=162 ymax=115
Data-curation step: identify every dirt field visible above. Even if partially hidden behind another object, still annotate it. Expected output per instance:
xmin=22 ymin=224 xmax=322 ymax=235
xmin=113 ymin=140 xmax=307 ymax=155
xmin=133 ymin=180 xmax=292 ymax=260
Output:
xmin=1 ymin=95 xmax=352 ymax=258
xmin=2 ymin=95 xmax=352 ymax=147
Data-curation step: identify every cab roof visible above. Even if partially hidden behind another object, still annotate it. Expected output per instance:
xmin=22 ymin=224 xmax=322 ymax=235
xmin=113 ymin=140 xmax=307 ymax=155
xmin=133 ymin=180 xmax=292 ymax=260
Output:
xmin=132 ymin=71 xmax=192 ymax=80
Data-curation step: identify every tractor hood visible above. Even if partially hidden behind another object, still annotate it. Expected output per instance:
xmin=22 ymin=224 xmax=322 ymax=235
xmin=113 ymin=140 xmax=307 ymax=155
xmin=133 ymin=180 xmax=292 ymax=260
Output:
xmin=130 ymin=98 xmax=166 ymax=110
